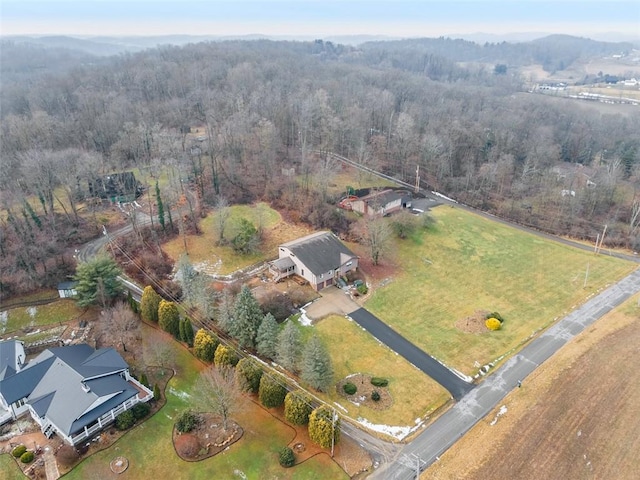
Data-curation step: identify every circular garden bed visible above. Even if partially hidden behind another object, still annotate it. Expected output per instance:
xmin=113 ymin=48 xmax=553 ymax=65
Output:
xmin=173 ymin=412 xmax=243 ymax=461
xmin=336 ymin=374 xmax=392 ymax=410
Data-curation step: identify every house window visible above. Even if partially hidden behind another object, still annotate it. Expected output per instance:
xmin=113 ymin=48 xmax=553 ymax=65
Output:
xmin=16 ymin=398 xmax=26 ymax=407
xmin=319 ymin=273 xmax=323 ymax=279
xmin=301 ymin=269 xmax=304 ymax=276
xmin=346 ymin=261 xmax=353 ymax=267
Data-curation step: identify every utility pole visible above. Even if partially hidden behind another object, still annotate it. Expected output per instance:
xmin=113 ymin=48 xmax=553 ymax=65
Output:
xmin=415 ymin=165 xmax=420 ymax=193
xmin=330 ymin=408 xmax=337 ymax=458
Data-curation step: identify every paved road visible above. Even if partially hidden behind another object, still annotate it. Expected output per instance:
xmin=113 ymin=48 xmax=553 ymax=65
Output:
xmin=373 ymin=267 xmax=640 ymax=479
xmin=349 ymin=308 xmax=474 ymax=400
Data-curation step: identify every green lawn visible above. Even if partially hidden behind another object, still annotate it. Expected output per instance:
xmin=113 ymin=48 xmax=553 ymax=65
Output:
xmin=315 ymin=315 xmax=450 ymax=427
xmin=162 ymin=202 xmax=314 ymax=275
xmin=366 ymin=206 xmax=637 ymax=376
xmin=0 ymin=455 xmax=23 ymax=480
xmin=0 ymin=299 xmax=85 ymax=335
xmin=65 ymin=324 xmax=346 ymax=480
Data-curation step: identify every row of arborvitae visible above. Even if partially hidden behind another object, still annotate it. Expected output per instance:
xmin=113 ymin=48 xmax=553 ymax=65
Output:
xmin=485 ymin=311 xmax=505 ymax=331
xmin=139 ymin=285 xmax=195 ymax=345
xmin=11 ymin=445 xmax=34 ymax=464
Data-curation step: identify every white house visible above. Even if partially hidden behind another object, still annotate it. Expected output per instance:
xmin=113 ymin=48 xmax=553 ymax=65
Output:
xmin=0 ymin=342 xmax=153 ymax=445
xmin=269 ymin=231 xmax=358 ymax=290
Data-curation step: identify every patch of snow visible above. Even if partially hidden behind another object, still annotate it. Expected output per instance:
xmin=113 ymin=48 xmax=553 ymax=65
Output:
xmin=297 ymin=306 xmax=313 ymax=326
xmin=431 ymin=191 xmax=458 ymax=203
xmin=489 ymin=405 xmax=508 ymax=426
xmin=168 ymin=386 xmax=191 ymax=400
xmin=26 ymin=329 xmax=42 ymax=336
xmin=356 ymin=418 xmax=420 ymax=441
xmin=27 ymin=306 xmax=37 ymax=318
xmin=193 ymin=258 xmax=222 ymax=276
xmin=0 ymin=311 xmax=7 ymax=332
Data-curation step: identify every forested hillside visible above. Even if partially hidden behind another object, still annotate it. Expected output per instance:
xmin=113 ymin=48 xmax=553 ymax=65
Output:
xmin=1 ymin=36 xmax=639 ymax=296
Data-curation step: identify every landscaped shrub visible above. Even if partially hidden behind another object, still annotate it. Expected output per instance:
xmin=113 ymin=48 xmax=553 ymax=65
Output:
xmin=153 ymin=383 xmax=161 ymax=401
xmin=279 ymin=446 xmax=295 ymax=467
xmin=175 ymin=410 xmax=200 ymax=433
xmin=284 ymin=390 xmax=313 ymax=425
xmin=56 ymin=445 xmax=79 ymax=468
xmin=371 ymin=377 xmax=389 ymax=387
xmin=12 ymin=445 xmax=26 ymax=458
xmin=371 ymin=390 xmax=381 ymax=402
xmin=20 ymin=451 xmax=34 ymax=463
xmin=235 ymin=358 xmax=263 ymax=393
xmin=356 ymin=283 xmax=368 ymax=295
xmin=343 ymin=382 xmax=357 ymax=395
xmin=259 ymin=374 xmax=287 ymax=408
xmin=485 ymin=318 xmax=502 ymax=331
xmin=175 ymin=433 xmax=200 ymax=458
xmin=308 ymin=406 xmax=340 ymax=449
xmin=139 ymin=373 xmax=149 ymax=388
xmin=214 ymin=344 xmax=239 ymax=368
xmin=115 ymin=410 xmax=136 ymax=430
xmin=485 ymin=311 xmax=505 ymax=323
xmin=132 ymin=402 xmax=151 ymax=420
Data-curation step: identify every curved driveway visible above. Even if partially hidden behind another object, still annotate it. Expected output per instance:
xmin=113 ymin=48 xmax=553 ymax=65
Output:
xmin=349 ymin=308 xmax=473 ymax=400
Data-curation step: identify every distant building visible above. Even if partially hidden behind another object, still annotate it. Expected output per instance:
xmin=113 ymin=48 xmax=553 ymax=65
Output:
xmin=269 ymin=231 xmax=358 ymax=290
xmin=57 ymin=281 xmax=78 ymax=299
xmin=87 ymin=171 xmax=143 ymax=202
xmin=350 ymin=189 xmax=412 ymax=217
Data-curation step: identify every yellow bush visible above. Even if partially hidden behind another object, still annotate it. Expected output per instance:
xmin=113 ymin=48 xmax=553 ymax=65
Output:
xmin=485 ymin=317 xmax=501 ymax=331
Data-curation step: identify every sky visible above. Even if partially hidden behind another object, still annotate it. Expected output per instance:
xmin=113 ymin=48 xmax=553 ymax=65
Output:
xmin=2 ymin=0 xmax=639 ymax=39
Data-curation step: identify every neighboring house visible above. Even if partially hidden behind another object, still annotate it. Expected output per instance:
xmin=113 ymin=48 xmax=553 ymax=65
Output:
xmin=57 ymin=281 xmax=78 ymax=298
xmin=0 ymin=342 xmax=152 ymax=445
xmin=269 ymin=231 xmax=358 ymax=290
xmin=350 ymin=189 xmax=412 ymax=217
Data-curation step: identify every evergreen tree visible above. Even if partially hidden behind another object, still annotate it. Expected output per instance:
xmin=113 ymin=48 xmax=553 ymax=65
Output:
xmin=155 ymin=181 xmax=165 ymax=231
xmin=180 ymin=318 xmax=195 ymax=346
xmin=126 ymin=290 xmax=138 ymax=314
xmin=231 ymin=285 xmax=262 ymax=349
xmin=176 ymin=254 xmax=197 ymax=307
xmin=276 ymin=320 xmax=302 ymax=373
xmin=74 ymin=255 xmax=121 ymax=307
xmin=214 ymin=344 xmax=239 ymax=368
xmin=300 ymin=334 xmax=334 ymax=392
xmin=217 ymin=289 xmax=234 ymax=333
xmin=308 ymin=406 xmax=340 ymax=449
xmin=158 ymin=300 xmax=180 ymax=338
xmin=258 ymin=374 xmax=287 ymax=408
xmin=256 ymin=313 xmax=279 ymax=359
xmin=193 ymin=329 xmax=218 ymax=362
xmin=284 ymin=390 xmax=313 ymax=425
xmin=153 ymin=383 xmax=161 ymax=401
xmin=235 ymin=358 xmax=263 ymax=393
xmin=140 ymin=286 xmax=161 ymax=323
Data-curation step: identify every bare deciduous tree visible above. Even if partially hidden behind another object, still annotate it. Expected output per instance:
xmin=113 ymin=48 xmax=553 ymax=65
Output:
xmin=194 ymin=366 xmax=244 ymax=431
xmin=99 ymin=301 xmax=140 ymax=354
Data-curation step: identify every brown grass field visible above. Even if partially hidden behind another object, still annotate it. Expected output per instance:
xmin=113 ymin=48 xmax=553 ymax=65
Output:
xmin=423 ymin=294 xmax=640 ymax=480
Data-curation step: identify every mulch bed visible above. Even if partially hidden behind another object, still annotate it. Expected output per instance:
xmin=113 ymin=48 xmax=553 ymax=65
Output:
xmin=172 ymin=413 xmax=243 ymax=461
xmin=455 ymin=310 xmax=491 ymax=334
xmin=336 ymin=374 xmax=392 ymax=410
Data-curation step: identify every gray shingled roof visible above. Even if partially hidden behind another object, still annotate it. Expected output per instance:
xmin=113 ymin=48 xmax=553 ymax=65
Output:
xmin=359 ymin=189 xmax=406 ymax=206
xmin=0 ymin=344 xmax=137 ymax=437
xmin=280 ymin=231 xmax=357 ymax=276
xmin=272 ymin=257 xmax=295 ymax=271
xmin=0 ymin=340 xmax=22 ymax=381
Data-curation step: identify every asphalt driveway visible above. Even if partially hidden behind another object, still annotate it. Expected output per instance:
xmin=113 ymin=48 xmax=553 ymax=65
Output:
xmin=349 ymin=308 xmax=474 ymax=400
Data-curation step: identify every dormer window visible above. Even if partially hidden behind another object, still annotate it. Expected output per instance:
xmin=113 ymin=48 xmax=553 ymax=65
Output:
xmin=81 ymin=382 xmax=90 ymax=393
